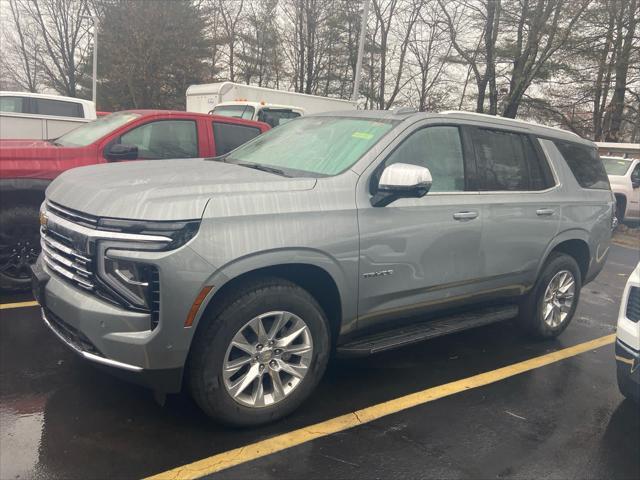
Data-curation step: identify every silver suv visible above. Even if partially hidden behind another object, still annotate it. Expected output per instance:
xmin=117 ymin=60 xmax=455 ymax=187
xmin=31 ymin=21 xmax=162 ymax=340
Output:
xmin=32 ymin=110 xmax=615 ymax=426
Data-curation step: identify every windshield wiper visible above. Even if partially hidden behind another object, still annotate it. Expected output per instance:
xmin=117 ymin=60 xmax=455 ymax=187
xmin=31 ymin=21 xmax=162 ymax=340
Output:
xmin=234 ymin=162 xmax=290 ymax=177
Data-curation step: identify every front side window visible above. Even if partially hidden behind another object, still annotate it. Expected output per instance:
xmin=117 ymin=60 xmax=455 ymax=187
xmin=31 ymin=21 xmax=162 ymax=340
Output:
xmin=225 ymin=116 xmax=396 ymax=177
xmin=0 ymin=96 xmax=25 ymax=113
xmin=472 ymin=128 xmax=552 ymax=191
xmin=119 ymin=120 xmax=198 ymax=159
xmin=383 ymin=126 xmax=465 ymax=192
xmin=56 ymin=112 xmax=140 ymax=146
xmin=213 ymin=122 xmax=261 ymax=156
xmin=554 ymin=140 xmax=609 ymax=190
xmin=212 ymin=104 xmax=255 ymax=120
xmin=34 ymin=98 xmax=83 ymax=118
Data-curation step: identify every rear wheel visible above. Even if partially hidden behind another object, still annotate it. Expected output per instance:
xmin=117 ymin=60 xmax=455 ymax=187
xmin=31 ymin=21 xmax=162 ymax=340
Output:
xmin=519 ymin=253 xmax=582 ymax=338
xmin=615 ymin=195 xmax=626 ymax=225
xmin=188 ymin=278 xmax=330 ymax=426
xmin=0 ymin=206 xmax=40 ymax=291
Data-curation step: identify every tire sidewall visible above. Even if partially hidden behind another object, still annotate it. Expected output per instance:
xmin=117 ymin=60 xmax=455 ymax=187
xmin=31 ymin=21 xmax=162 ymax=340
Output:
xmin=0 ymin=205 xmax=40 ymax=290
xmin=191 ymin=282 xmax=330 ymax=426
xmin=531 ymin=254 xmax=582 ymax=338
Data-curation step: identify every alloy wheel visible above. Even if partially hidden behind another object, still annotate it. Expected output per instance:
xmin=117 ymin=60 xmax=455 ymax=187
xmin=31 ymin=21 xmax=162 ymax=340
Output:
xmin=542 ymin=270 xmax=576 ymax=328
xmin=222 ymin=311 xmax=313 ymax=408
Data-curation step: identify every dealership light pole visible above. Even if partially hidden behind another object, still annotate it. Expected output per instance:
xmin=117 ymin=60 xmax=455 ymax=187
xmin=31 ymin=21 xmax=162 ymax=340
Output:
xmin=82 ymin=15 xmax=99 ymax=105
xmin=351 ymin=0 xmax=370 ymax=103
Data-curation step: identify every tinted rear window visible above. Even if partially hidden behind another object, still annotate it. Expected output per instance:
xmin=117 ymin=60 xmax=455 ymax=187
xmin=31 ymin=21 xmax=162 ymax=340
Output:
xmin=472 ymin=128 xmax=553 ymax=191
xmin=213 ymin=122 xmax=261 ymax=155
xmin=553 ymin=140 xmax=609 ymax=189
xmin=34 ymin=98 xmax=83 ymax=118
xmin=0 ymin=96 xmax=26 ymax=113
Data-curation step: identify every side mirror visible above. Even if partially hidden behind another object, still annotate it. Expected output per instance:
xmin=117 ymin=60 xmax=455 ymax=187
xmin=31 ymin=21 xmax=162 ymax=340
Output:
xmin=371 ymin=163 xmax=433 ymax=207
xmin=106 ymin=143 xmax=138 ymax=161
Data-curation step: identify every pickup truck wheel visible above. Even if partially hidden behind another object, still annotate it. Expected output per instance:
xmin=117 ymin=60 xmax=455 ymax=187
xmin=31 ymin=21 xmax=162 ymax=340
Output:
xmin=188 ymin=278 xmax=330 ymax=426
xmin=519 ymin=253 xmax=582 ymax=339
xmin=0 ymin=206 xmax=40 ymax=291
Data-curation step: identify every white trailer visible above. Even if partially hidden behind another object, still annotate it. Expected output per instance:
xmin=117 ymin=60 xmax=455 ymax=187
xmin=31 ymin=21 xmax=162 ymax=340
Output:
xmin=186 ymin=82 xmax=357 ymax=127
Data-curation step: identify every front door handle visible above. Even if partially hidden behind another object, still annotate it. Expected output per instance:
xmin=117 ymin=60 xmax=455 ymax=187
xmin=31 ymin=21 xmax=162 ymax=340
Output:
xmin=453 ymin=211 xmax=479 ymax=220
xmin=536 ymin=208 xmax=556 ymax=216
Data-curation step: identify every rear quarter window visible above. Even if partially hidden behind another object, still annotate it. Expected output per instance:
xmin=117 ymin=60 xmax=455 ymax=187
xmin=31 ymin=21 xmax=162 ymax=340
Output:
xmin=34 ymin=98 xmax=83 ymax=118
xmin=553 ymin=140 xmax=610 ymax=190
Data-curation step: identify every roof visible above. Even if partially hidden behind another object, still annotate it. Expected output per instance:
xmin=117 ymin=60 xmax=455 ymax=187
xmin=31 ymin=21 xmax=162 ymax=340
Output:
xmin=116 ymin=109 xmax=270 ymax=129
xmin=312 ymin=109 xmax=589 ymax=142
xmin=0 ymin=90 xmax=95 ymax=108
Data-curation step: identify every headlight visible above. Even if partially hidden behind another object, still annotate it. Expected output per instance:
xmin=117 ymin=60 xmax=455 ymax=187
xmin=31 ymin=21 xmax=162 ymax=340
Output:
xmin=102 ymin=254 xmax=156 ymax=309
xmin=94 ymin=218 xmax=198 ymax=311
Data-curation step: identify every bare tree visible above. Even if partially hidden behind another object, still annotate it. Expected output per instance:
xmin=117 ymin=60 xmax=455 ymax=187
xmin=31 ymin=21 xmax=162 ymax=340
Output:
xmin=19 ymin=0 xmax=93 ymax=96
xmin=500 ymin=0 xmax=591 ymax=118
xmin=1 ymin=0 xmax=43 ymax=92
xmin=217 ymin=0 xmax=245 ymax=82
xmin=437 ymin=0 xmax=501 ymax=114
xmin=603 ymin=0 xmax=638 ymax=141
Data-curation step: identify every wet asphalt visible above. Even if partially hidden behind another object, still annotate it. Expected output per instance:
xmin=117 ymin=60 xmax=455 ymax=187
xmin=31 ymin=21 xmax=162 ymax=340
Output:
xmin=0 ymin=244 xmax=638 ymax=480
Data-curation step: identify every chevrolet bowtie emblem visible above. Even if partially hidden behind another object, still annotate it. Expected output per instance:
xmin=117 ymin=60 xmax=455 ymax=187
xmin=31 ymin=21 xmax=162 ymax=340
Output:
xmin=39 ymin=211 xmax=48 ymax=228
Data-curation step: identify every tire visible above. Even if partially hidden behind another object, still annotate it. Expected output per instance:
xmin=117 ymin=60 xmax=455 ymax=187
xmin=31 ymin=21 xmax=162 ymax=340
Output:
xmin=615 ymin=195 xmax=626 ymax=225
xmin=617 ymin=366 xmax=640 ymax=403
xmin=188 ymin=277 xmax=331 ymax=426
xmin=519 ymin=252 xmax=582 ymax=339
xmin=0 ymin=205 xmax=41 ymax=291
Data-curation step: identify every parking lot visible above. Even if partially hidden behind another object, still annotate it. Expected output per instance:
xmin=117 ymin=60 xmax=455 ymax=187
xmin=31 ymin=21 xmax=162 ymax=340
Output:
xmin=0 ymin=242 xmax=638 ymax=480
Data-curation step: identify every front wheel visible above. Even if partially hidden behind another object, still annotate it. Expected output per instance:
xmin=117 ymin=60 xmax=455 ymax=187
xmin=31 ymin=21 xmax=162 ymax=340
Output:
xmin=188 ymin=278 xmax=330 ymax=426
xmin=0 ymin=206 xmax=41 ymax=291
xmin=519 ymin=253 xmax=582 ymax=338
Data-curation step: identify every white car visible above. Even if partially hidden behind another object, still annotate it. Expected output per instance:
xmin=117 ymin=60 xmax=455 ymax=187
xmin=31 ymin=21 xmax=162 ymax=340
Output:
xmin=0 ymin=91 xmax=96 ymax=140
xmin=602 ymin=156 xmax=640 ymax=223
xmin=616 ymin=263 xmax=640 ymax=402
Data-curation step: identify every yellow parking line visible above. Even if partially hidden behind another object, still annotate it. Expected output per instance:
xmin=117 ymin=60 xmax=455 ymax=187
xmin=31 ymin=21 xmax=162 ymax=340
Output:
xmin=0 ymin=300 xmax=39 ymax=310
xmin=145 ymin=333 xmax=616 ymax=480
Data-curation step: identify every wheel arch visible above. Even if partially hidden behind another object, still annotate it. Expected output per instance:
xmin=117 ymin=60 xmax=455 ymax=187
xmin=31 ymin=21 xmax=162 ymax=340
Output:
xmin=191 ymin=249 xmax=356 ymax=349
xmin=0 ymin=178 xmax=50 ymax=210
xmin=536 ymin=230 xmax=592 ymax=283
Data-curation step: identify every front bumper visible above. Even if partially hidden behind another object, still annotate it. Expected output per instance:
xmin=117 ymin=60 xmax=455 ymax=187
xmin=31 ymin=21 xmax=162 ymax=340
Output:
xmin=31 ymin=246 xmax=214 ymax=393
xmin=615 ymin=339 xmax=640 ymax=402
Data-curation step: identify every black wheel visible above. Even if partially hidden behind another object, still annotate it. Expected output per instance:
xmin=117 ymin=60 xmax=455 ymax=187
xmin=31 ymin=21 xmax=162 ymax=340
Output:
xmin=188 ymin=277 xmax=330 ymax=426
xmin=0 ymin=206 xmax=41 ymax=291
xmin=519 ymin=252 xmax=582 ymax=339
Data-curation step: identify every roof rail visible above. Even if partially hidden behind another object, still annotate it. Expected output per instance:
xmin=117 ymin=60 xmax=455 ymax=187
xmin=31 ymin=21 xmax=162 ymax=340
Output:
xmin=440 ymin=110 xmax=581 ymax=138
xmin=392 ymin=106 xmax=418 ymax=115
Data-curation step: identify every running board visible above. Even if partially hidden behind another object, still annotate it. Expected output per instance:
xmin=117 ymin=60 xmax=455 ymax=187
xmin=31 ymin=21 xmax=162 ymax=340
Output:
xmin=336 ymin=305 xmax=519 ymax=357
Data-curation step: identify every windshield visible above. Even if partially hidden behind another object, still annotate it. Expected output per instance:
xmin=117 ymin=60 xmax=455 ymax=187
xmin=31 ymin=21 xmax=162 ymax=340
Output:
xmin=212 ymin=104 xmax=255 ymax=120
xmin=55 ymin=112 xmax=140 ymax=146
xmin=257 ymin=108 xmax=301 ymax=127
xmin=602 ymin=157 xmax=632 ymax=176
xmin=225 ymin=116 xmax=396 ymax=176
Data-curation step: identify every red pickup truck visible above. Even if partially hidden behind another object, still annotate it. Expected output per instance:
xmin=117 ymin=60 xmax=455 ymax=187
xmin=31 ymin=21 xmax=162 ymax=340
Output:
xmin=0 ymin=110 xmax=270 ymax=290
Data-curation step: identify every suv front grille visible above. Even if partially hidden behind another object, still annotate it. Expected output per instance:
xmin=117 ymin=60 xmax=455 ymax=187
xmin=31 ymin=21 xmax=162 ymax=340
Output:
xmin=41 ymin=227 xmax=95 ymax=291
xmin=47 ymin=201 xmax=99 ymax=228
xmin=626 ymin=287 xmax=640 ymax=322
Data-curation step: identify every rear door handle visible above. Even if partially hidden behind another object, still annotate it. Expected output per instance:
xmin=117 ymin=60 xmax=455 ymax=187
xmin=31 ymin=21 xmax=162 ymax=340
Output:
xmin=536 ymin=208 xmax=556 ymax=216
xmin=453 ymin=211 xmax=479 ymax=220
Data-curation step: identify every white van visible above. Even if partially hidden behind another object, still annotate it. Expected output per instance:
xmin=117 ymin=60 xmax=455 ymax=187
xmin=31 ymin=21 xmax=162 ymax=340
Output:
xmin=0 ymin=91 xmax=96 ymax=139
xmin=186 ymin=82 xmax=356 ymax=127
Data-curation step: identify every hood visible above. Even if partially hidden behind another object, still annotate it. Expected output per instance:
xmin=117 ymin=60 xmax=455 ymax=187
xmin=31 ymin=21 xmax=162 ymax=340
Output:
xmin=46 ymin=159 xmax=317 ymax=220
xmin=0 ymin=139 xmax=95 ymax=180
